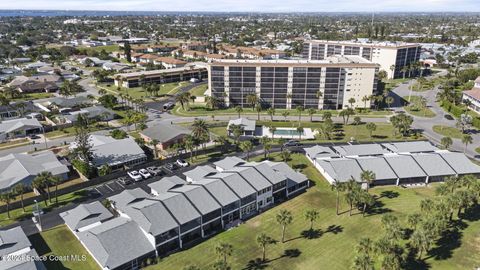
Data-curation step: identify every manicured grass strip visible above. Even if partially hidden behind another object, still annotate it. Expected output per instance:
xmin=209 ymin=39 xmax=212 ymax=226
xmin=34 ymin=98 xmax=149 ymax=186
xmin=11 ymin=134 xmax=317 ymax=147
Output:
xmin=404 ymin=96 xmax=436 ymax=118
xmin=30 ymin=225 xmax=100 ymax=270
xmin=432 ymin=125 xmax=464 ymax=139
xmin=189 ymin=84 xmax=208 ymax=97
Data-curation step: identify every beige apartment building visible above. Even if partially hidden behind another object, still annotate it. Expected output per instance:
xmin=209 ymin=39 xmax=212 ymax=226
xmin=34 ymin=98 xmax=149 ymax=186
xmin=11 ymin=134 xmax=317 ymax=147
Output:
xmin=207 ymin=56 xmax=379 ymax=110
xmin=302 ymin=40 xmax=421 ymax=79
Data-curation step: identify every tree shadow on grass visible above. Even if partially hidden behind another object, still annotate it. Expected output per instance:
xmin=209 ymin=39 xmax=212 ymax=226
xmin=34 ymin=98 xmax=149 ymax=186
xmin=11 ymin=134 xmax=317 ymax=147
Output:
xmin=365 ymin=199 xmax=392 ymax=216
xmin=292 ymin=164 xmax=307 ymax=170
xmin=301 ymin=228 xmax=323 ymax=239
xmin=404 ymin=243 xmax=431 ymax=270
xmin=244 ymin=258 xmax=268 ymax=270
xmin=427 ymin=220 xmax=464 ymax=261
xmin=28 ymin=233 xmax=67 ymax=270
xmin=244 ymin=249 xmax=302 ymax=270
xmin=378 ymin=190 xmax=400 ymax=199
xmin=325 ymin=224 xmax=343 ymax=234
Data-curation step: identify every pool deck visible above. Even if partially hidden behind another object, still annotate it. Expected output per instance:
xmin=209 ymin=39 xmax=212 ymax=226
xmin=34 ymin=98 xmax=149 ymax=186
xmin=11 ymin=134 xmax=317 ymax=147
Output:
xmin=260 ymin=126 xmax=317 ymax=139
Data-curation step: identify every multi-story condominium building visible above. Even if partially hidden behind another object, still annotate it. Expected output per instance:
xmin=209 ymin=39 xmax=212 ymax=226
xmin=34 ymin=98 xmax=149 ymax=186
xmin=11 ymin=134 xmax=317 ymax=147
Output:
xmin=302 ymin=40 xmax=421 ymax=79
xmin=114 ymin=65 xmax=208 ymax=88
xmin=207 ymin=56 xmax=379 ymax=110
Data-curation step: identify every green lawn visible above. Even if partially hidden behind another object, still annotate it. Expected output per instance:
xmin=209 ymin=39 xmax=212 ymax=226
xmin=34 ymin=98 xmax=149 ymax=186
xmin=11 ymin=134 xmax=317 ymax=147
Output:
xmin=81 ymin=44 xmax=119 ymax=53
xmin=476 ymin=147 xmax=480 ymax=154
xmin=173 ymin=104 xmax=392 ymax=118
xmin=29 ymin=225 xmax=100 ymax=270
xmin=0 ymin=138 xmax=30 ymax=150
xmin=405 ymin=96 xmax=436 ymax=118
xmin=189 ymin=84 xmax=208 ymax=97
xmin=432 ymin=125 xmax=464 ymax=139
xmin=0 ymin=190 xmax=89 ymax=227
xmin=99 ymin=81 xmax=189 ymax=100
xmin=148 ymin=153 xmax=480 ymax=270
xmin=45 ymin=123 xmax=108 ymax=139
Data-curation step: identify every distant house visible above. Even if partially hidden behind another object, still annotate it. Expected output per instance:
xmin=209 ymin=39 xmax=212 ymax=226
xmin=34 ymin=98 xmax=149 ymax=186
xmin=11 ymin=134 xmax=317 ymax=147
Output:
xmin=227 ymin=118 xmax=256 ymax=137
xmin=0 ymin=117 xmax=42 ymax=142
xmin=55 ymin=105 xmax=114 ymax=125
xmin=0 ymin=101 xmax=40 ymax=120
xmin=0 ymin=227 xmax=46 ymax=270
xmin=140 ymin=123 xmax=190 ymax=151
xmin=34 ymin=96 xmax=92 ymax=112
xmin=0 ymin=151 xmax=69 ymax=191
xmin=102 ymin=62 xmax=131 ymax=72
xmin=70 ymin=134 xmax=147 ymax=170
xmin=60 ymin=201 xmax=114 ymax=232
xmin=9 ymin=74 xmax=61 ymax=93
xmin=462 ymin=76 xmax=480 ymax=114
xmin=152 ymin=57 xmax=187 ymax=69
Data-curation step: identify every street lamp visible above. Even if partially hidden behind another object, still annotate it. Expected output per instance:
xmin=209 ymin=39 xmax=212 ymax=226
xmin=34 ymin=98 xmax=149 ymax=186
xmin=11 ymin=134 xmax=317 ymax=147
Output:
xmin=34 ymin=199 xmax=42 ymax=231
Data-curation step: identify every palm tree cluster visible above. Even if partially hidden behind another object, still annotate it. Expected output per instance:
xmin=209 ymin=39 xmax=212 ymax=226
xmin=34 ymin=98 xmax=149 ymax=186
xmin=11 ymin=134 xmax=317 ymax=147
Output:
xmin=353 ymin=174 xmax=480 ymax=270
xmin=332 ymin=176 xmax=376 ymax=218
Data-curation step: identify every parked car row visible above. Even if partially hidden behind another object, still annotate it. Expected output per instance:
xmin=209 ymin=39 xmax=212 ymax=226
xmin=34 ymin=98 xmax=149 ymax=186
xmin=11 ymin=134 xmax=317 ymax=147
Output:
xmin=125 ymin=166 xmax=166 ymax=182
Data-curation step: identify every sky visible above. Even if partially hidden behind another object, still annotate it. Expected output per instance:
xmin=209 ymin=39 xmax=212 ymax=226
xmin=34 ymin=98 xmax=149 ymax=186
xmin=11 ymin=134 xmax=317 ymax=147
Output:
xmin=0 ymin=0 xmax=479 ymax=12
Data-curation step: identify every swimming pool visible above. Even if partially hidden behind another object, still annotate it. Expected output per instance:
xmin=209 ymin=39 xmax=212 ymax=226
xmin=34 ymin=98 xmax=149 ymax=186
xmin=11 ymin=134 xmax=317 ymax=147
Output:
xmin=274 ymin=129 xmax=305 ymax=136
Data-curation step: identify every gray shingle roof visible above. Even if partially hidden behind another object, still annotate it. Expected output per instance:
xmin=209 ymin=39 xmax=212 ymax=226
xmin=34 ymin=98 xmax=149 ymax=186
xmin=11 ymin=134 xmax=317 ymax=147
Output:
xmin=183 ymin=165 xmax=217 ymax=182
xmin=148 ymin=176 xmax=185 ymax=194
xmin=411 ymin=154 xmax=456 ymax=177
xmin=304 ymin=145 xmax=338 ymax=159
xmin=356 ymin=157 xmax=398 ymax=180
xmin=170 ymin=185 xmax=221 ymax=215
xmin=191 ymin=179 xmax=239 ymax=207
xmin=384 ymin=155 xmax=427 ymax=178
xmin=0 ymin=118 xmax=42 ymax=134
xmin=155 ymin=192 xmax=201 ymax=225
xmin=0 ymin=249 xmax=46 ymax=270
xmin=213 ymin=156 xmax=246 ymax=171
xmin=333 ymin=144 xmax=388 ymax=157
xmin=228 ymin=166 xmax=272 ymax=191
xmin=316 ymin=158 xmax=364 ymax=182
xmin=251 ymin=162 xmax=287 ymax=185
xmin=266 ymin=162 xmax=308 ymax=186
xmin=0 ymin=227 xmax=31 ymax=257
xmin=79 ymin=217 xmax=155 ymax=270
xmin=60 ymin=201 xmax=113 ymax=231
xmin=140 ymin=122 xmax=190 ymax=143
xmin=381 ymin=141 xmax=438 ymax=153
xmin=109 ymin=188 xmax=149 ymax=209
xmin=123 ymin=199 xmax=178 ymax=237
xmin=0 ymin=151 xmax=69 ymax=190
xmin=207 ymin=172 xmax=256 ymax=198
xmin=439 ymin=152 xmax=480 ymax=175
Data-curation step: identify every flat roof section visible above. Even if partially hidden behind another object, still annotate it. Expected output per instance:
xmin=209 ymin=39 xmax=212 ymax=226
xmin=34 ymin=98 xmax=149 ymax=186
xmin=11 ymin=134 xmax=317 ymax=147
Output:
xmin=384 ymin=155 xmax=427 ymax=179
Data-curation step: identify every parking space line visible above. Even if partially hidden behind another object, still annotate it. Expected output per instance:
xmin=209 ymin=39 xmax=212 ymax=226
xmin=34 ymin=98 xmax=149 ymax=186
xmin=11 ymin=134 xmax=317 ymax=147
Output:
xmin=116 ymin=181 xmax=124 ymax=188
xmin=104 ymin=184 xmax=114 ymax=192
xmin=94 ymin=188 xmax=103 ymax=195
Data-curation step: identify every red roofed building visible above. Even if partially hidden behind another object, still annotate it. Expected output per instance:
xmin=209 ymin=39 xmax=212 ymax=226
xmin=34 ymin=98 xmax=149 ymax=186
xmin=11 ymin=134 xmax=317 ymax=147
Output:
xmin=462 ymin=76 xmax=480 ymax=113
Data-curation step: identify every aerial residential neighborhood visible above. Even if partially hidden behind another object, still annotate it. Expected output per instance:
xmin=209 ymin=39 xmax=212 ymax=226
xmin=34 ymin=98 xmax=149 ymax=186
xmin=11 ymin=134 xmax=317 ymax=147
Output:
xmin=0 ymin=2 xmax=479 ymax=270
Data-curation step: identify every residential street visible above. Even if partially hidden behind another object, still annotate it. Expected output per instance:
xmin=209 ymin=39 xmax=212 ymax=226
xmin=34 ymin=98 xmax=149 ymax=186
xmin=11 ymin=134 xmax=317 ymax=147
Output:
xmin=390 ymin=73 xmax=480 ymax=159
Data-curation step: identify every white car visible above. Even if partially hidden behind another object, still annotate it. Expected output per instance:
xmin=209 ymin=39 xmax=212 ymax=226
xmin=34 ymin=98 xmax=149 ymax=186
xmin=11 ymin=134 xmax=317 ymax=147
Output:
xmin=127 ymin=170 xmax=142 ymax=182
xmin=138 ymin=169 xmax=152 ymax=179
xmin=176 ymin=159 xmax=189 ymax=167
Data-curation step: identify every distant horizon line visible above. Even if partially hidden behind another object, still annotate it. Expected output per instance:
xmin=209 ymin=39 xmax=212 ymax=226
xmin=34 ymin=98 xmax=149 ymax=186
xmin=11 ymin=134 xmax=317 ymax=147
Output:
xmin=0 ymin=9 xmax=479 ymax=14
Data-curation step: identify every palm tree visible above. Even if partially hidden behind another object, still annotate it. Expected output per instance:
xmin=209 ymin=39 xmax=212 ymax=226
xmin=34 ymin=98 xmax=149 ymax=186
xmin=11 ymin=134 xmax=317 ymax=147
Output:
xmin=255 ymin=105 xmax=262 ymax=121
xmin=13 ymin=183 xmax=27 ymax=212
xmin=280 ymin=149 xmax=291 ymax=162
xmin=297 ymin=126 xmax=304 ymax=140
xmin=348 ymin=97 xmax=356 ymax=108
xmin=246 ymin=94 xmax=258 ymax=110
xmin=0 ymin=191 xmax=15 ymax=219
xmin=307 ymin=108 xmax=316 ymax=122
xmin=304 ymin=209 xmax=319 ymax=231
xmin=411 ymin=228 xmax=432 ymax=259
xmin=461 ymin=134 xmax=473 ymax=153
xmin=215 ymin=242 xmax=233 ymax=264
xmin=441 ymin=136 xmax=453 ymax=150
xmin=267 ymin=107 xmax=275 ymax=121
xmin=268 ymin=126 xmax=277 ymax=140
xmin=50 ymin=176 xmax=62 ymax=204
xmin=276 ymin=209 xmax=293 ymax=243
xmin=256 ymin=233 xmax=276 ymax=262
xmin=240 ymin=140 xmax=254 ymax=161
xmin=259 ymin=136 xmax=271 ymax=159
xmin=175 ymin=92 xmax=191 ymax=110
xmin=150 ymin=139 xmax=159 ymax=159
xmin=191 ymin=119 xmax=209 ymax=149
xmin=296 ymin=106 xmax=304 ymax=125
xmin=345 ymin=179 xmax=360 ymax=216
xmin=360 ymin=170 xmax=376 ymax=192
xmin=35 ymin=171 xmax=54 ymax=204
xmin=235 ymin=106 xmax=243 ymax=118
xmin=281 ymin=111 xmax=290 ymax=122
xmin=401 ymin=65 xmax=409 ymax=79
xmin=365 ymin=122 xmax=376 ymax=138
xmin=361 ymin=95 xmax=370 ymax=109
xmin=332 ymin=180 xmax=345 ymax=215
xmin=184 ymin=135 xmax=195 ymax=161
xmin=385 ymin=96 xmax=394 ymax=109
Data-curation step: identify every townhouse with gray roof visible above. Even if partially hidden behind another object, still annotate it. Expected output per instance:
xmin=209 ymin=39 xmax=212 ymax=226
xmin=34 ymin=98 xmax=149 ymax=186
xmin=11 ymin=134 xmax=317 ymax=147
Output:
xmin=66 ymin=157 xmax=308 ymax=267
xmin=305 ymin=142 xmax=480 ymax=186
xmin=0 ymin=118 xmax=42 ymax=142
xmin=0 ymin=226 xmax=46 ymax=270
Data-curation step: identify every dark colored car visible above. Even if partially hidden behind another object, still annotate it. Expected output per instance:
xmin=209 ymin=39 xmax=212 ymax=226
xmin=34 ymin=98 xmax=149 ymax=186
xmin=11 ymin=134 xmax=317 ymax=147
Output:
xmin=283 ymin=140 xmax=301 ymax=147
xmin=165 ymin=163 xmax=177 ymax=171
xmin=444 ymin=114 xmax=454 ymax=120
